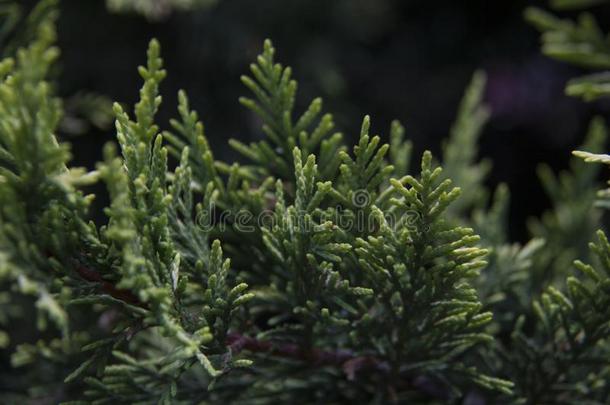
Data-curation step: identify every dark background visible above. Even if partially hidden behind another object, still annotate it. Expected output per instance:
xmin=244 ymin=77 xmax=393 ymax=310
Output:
xmin=55 ymin=0 xmax=610 ymax=241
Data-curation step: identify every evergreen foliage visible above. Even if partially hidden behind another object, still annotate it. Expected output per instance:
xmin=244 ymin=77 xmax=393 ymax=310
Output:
xmin=526 ymin=0 xmax=610 ymax=101
xmin=0 ymin=1 xmax=609 ymax=403
xmin=106 ymin=0 xmax=216 ymax=20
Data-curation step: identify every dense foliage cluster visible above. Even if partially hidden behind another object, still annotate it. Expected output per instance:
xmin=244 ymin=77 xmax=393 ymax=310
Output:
xmin=0 ymin=0 xmax=609 ymax=403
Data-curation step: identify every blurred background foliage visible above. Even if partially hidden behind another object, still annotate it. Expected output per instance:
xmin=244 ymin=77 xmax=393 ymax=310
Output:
xmin=18 ymin=0 xmax=610 ymax=240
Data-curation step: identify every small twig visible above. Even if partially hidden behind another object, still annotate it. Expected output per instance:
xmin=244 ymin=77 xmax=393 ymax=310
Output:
xmin=225 ymin=332 xmax=389 ymax=379
xmin=75 ymin=265 xmax=141 ymax=305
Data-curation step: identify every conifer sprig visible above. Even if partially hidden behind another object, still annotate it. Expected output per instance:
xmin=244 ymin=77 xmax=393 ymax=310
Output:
xmin=0 ymin=0 xmax=89 ymax=341
xmin=526 ymin=3 xmax=610 ymax=100
xmin=232 ymin=39 xmax=345 ymax=180
xmin=504 ymin=230 xmax=610 ymax=403
xmin=76 ymin=40 xmax=254 ymax=402
xmin=354 ymin=152 xmax=512 ymax=396
xmin=442 ymin=70 xmax=491 ymax=215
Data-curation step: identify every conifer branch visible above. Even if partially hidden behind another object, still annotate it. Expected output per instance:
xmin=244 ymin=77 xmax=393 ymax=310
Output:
xmin=1 ymin=3 xmax=608 ymax=402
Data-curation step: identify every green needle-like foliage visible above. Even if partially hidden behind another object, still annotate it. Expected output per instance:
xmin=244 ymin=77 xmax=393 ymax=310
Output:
xmin=81 ymin=40 xmax=254 ymax=400
xmin=528 ymin=117 xmax=607 ymax=288
xmin=1 ymin=2 xmax=609 ymax=403
xmin=442 ymin=70 xmax=491 ymax=217
xmin=526 ymin=1 xmax=610 ymax=101
xmin=232 ymin=39 xmax=345 ymax=180
xmin=0 ymin=0 xmax=85 ymax=342
xmin=503 ymin=230 xmax=610 ymax=403
xmin=353 ymin=152 xmax=512 ymax=398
